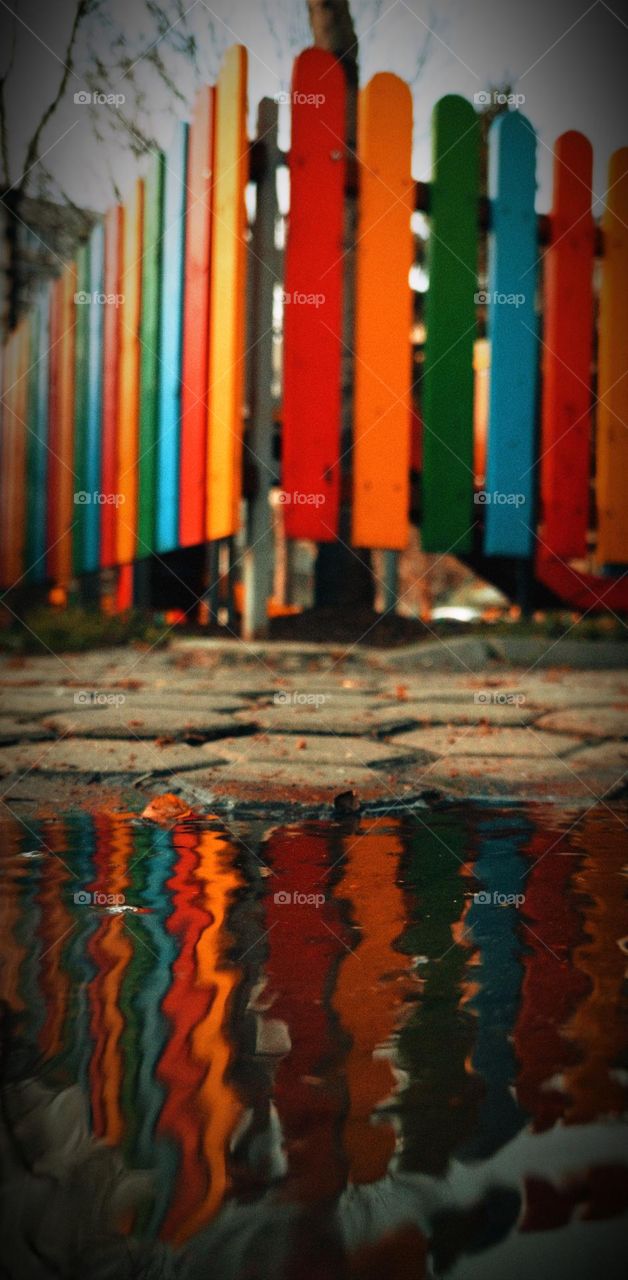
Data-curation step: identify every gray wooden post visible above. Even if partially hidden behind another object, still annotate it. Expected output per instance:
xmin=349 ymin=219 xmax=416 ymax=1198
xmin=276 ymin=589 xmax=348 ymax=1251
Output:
xmin=381 ymin=549 xmax=399 ymax=613
xmin=204 ymin=539 xmax=220 ymax=621
xmin=242 ymin=98 xmax=280 ymax=640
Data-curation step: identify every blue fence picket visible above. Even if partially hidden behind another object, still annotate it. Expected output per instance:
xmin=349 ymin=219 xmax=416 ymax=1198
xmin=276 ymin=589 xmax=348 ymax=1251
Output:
xmin=483 ymin=111 xmax=539 ymax=557
xmin=156 ymin=122 xmax=188 ymax=554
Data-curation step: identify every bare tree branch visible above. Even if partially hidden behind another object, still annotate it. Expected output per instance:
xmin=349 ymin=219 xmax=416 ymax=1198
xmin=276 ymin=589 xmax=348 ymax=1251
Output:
xmin=0 ymin=5 xmax=18 ymax=185
xmin=19 ymin=0 xmax=91 ymax=195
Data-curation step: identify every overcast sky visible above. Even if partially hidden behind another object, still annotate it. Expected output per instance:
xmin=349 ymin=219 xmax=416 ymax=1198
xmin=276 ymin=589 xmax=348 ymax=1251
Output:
xmin=2 ymin=0 xmax=626 ymax=213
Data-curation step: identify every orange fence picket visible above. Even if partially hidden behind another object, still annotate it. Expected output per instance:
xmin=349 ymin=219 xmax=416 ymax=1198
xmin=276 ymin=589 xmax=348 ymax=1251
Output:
xmin=88 ymin=814 xmax=134 ymax=1145
xmin=333 ymin=820 xmax=414 ymax=1183
xmin=174 ymin=830 xmax=243 ymax=1240
xmin=116 ymin=179 xmax=144 ymax=565
xmin=206 ymin=46 xmax=248 ymax=541
xmin=352 ymin=73 xmax=414 ymax=550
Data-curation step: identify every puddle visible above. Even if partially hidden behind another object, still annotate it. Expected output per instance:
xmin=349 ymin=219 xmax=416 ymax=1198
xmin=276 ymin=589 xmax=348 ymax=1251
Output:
xmin=1 ymin=803 xmax=627 ymax=1277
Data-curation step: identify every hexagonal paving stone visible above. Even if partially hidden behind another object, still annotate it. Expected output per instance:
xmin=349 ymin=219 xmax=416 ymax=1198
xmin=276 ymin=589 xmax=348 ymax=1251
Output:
xmin=69 ymin=688 xmax=248 ymax=713
xmin=171 ymin=759 xmax=416 ymax=811
xmin=0 ymin=737 xmax=227 ymax=777
xmin=393 ymin=725 xmax=581 ymax=758
xmin=0 ymin=689 xmax=79 ymax=717
xmin=238 ymin=702 xmax=419 ymax=736
xmin=0 ymin=716 xmax=50 ymax=743
xmin=521 ymin=681 xmax=628 ymax=710
xmin=412 ymin=745 xmax=628 ymax=800
xmin=376 ymin=676 xmax=525 ymax=704
xmin=42 ymin=706 xmax=253 ymax=740
xmin=566 ymin=742 xmax=628 ymax=789
xmin=535 ymin=706 xmax=628 ymax=739
xmin=392 ymin=699 xmax=534 ymax=727
xmin=213 ymin=733 xmax=418 ymax=767
xmin=0 ymin=657 xmax=83 ymax=683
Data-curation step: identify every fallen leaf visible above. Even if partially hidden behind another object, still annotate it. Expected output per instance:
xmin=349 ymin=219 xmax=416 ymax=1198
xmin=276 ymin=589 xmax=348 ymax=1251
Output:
xmin=141 ymin=793 xmax=194 ymax=825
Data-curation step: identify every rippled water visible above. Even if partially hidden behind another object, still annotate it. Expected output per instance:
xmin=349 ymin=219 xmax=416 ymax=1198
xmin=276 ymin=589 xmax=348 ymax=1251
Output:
xmin=1 ymin=804 xmax=627 ymax=1278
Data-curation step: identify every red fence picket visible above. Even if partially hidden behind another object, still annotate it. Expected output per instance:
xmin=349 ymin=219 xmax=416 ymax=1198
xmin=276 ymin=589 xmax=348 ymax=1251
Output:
xmin=179 ymin=86 xmax=215 ymax=549
xmin=539 ymin=132 xmax=594 ymax=561
xmin=282 ymin=48 xmax=346 ymax=541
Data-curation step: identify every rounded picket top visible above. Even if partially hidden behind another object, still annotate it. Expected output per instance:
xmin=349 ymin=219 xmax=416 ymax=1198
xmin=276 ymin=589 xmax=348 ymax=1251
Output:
xmin=431 ymin=94 xmax=479 ymax=187
xmin=289 ymin=45 xmax=345 ymax=108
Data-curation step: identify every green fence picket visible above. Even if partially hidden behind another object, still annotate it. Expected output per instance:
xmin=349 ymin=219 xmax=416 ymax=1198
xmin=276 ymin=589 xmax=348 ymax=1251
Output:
xmin=421 ymin=95 xmax=480 ymax=554
xmin=73 ymin=244 xmax=90 ymax=575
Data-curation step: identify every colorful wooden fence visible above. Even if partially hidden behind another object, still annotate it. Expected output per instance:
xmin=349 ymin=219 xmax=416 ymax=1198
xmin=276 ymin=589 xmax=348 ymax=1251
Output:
xmin=1 ymin=44 xmax=627 ymax=619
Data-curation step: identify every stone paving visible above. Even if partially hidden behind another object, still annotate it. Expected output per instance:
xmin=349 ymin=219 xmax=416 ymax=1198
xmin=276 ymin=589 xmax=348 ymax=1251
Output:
xmin=0 ymin=635 xmax=626 ymax=816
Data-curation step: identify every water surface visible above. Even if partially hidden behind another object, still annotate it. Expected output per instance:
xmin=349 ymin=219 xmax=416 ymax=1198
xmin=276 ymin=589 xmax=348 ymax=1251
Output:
xmin=1 ymin=803 xmax=627 ymax=1278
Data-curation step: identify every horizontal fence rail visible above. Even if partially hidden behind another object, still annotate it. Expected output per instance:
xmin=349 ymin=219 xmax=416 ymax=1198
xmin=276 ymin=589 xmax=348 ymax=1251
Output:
xmin=1 ymin=43 xmax=627 ymax=623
